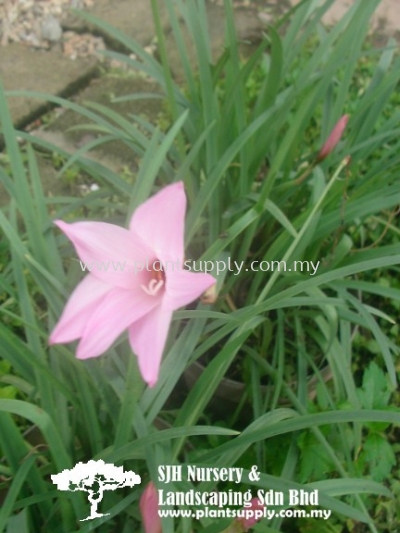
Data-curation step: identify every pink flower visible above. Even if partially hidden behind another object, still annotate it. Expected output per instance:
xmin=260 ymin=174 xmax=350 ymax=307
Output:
xmin=49 ymin=182 xmax=215 ymax=387
xmin=236 ymin=498 xmax=265 ymax=531
xmin=140 ymin=482 xmax=161 ymax=533
xmin=317 ymin=114 xmax=349 ymax=161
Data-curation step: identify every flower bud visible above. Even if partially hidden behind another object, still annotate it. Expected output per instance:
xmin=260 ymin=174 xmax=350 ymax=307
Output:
xmin=140 ymin=482 xmax=162 ymax=533
xmin=236 ymin=498 xmax=265 ymax=531
xmin=317 ymin=114 xmax=349 ymax=161
xmin=200 ymin=283 xmax=218 ymax=304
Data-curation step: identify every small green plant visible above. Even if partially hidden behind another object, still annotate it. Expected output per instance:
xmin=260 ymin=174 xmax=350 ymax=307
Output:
xmin=356 ymin=362 xmax=396 ymax=482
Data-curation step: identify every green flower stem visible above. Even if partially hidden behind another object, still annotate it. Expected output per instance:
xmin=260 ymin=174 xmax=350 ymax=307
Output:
xmin=255 ymin=157 xmax=350 ymax=304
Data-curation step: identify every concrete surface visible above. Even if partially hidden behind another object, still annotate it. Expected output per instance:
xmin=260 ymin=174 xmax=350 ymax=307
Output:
xmin=0 ymin=0 xmax=398 ymax=126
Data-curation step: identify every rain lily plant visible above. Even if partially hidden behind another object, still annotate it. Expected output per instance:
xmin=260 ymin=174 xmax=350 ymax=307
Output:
xmin=49 ymin=182 xmax=215 ymax=387
xmin=2 ymin=1 xmax=400 ymax=532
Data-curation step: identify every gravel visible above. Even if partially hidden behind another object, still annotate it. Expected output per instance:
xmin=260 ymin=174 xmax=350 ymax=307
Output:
xmin=0 ymin=0 xmax=100 ymax=55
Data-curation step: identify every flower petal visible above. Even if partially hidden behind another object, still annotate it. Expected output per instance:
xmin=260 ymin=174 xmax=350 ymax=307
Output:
xmin=49 ymin=275 xmax=112 ymax=344
xmin=129 ymin=182 xmax=186 ymax=261
xmin=76 ymin=286 xmax=159 ymax=360
xmin=165 ymin=269 xmax=216 ymax=310
xmin=55 ymin=220 xmax=153 ymax=289
xmin=129 ymin=304 xmax=173 ymax=387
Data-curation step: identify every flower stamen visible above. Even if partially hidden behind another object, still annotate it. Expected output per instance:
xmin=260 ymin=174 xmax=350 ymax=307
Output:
xmin=141 ymin=261 xmax=165 ymax=296
xmin=141 ymin=279 xmax=164 ymax=296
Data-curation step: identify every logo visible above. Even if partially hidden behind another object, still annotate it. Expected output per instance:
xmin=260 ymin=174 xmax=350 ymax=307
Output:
xmin=51 ymin=459 xmax=141 ymax=521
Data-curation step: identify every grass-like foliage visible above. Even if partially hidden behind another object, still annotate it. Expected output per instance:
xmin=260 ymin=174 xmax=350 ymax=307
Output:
xmin=1 ymin=0 xmax=400 ymax=531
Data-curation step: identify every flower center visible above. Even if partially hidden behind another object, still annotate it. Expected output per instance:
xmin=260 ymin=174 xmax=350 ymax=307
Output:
xmin=141 ymin=262 xmax=165 ymax=296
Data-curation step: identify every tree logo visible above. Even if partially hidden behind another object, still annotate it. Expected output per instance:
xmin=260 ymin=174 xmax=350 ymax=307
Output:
xmin=51 ymin=460 xmax=141 ymax=521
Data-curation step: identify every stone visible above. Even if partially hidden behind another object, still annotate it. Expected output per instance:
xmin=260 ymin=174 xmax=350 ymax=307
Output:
xmin=284 ymin=0 xmax=400 ymax=36
xmin=0 ymin=43 xmax=98 ymax=125
xmin=41 ymin=14 xmax=63 ymax=42
xmin=63 ymin=0 xmax=168 ymax=47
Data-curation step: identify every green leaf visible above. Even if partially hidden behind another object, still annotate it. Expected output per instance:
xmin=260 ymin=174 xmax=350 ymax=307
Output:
xmin=0 ymin=455 xmax=36 ymax=531
xmin=5 ymin=509 xmax=29 ymax=533
xmin=360 ymin=433 xmax=396 ymax=482
xmin=297 ymin=431 xmax=335 ymax=482
xmin=357 ymin=362 xmax=391 ymax=410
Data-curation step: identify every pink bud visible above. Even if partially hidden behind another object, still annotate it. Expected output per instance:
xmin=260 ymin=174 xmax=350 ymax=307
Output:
xmin=140 ymin=482 xmax=162 ymax=533
xmin=317 ymin=114 xmax=349 ymax=161
xmin=236 ymin=498 xmax=265 ymax=531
